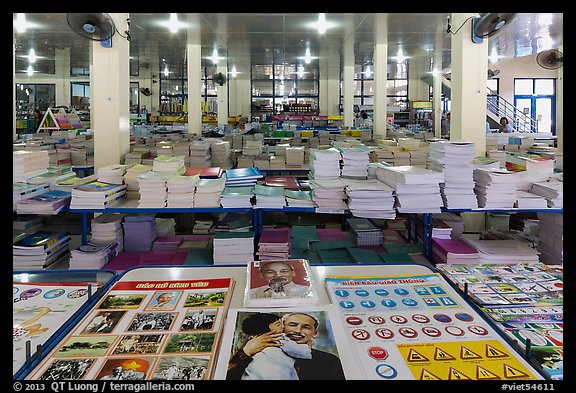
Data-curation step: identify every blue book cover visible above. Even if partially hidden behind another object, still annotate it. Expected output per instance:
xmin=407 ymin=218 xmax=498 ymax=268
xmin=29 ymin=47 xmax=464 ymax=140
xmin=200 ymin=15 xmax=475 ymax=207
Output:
xmin=13 ymin=231 xmax=71 ymax=250
xmin=224 ymin=167 xmax=263 ymax=180
xmin=26 ymin=190 xmax=72 ymax=203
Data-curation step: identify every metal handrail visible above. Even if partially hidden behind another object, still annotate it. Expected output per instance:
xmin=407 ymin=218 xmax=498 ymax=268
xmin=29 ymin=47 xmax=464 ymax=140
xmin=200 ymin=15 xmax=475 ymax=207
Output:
xmin=487 ymin=87 xmax=538 ymax=133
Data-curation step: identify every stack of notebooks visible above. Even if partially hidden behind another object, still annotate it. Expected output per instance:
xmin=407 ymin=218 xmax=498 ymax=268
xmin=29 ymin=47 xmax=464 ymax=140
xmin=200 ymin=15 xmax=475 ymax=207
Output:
xmin=136 ymin=171 xmax=172 ymax=208
xmin=212 ymin=231 xmax=255 ymax=265
xmin=284 ymin=189 xmax=316 ymax=208
xmin=254 ymin=184 xmax=286 ymax=209
xmin=69 ymin=181 xmax=126 ymax=209
xmin=224 ymin=167 xmax=263 ymax=187
xmin=183 ymin=166 xmax=222 ymax=179
xmin=257 ymin=227 xmax=291 ymax=260
xmin=377 ymin=165 xmax=444 ymax=213
xmin=15 ymin=189 xmax=71 ymax=215
xmin=13 ymin=182 xmax=50 ymax=210
xmin=339 ymin=146 xmax=371 ymax=179
xmin=68 ymin=241 xmax=119 ymax=269
xmin=13 ymin=215 xmax=43 ymax=235
xmin=345 ymin=179 xmax=395 ymax=219
xmin=13 ymin=230 xmax=72 ymax=270
xmin=152 ymin=236 xmax=184 ymax=253
xmin=189 ymin=141 xmax=212 ymax=167
xmin=530 ymin=180 xmax=563 ymax=208
xmin=309 ymin=148 xmax=341 ymax=179
xmin=122 ymin=215 xmax=157 ymax=253
xmin=194 ymin=177 xmax=226 ymax=207
xmin=460 ymin=233 xmax=540 ymax=264
xmin=26 ymin=169 xmax=76 ymax=188
xmin=153 ymin=154 xmax=185 ymax=174
xmin=97 ymin=164 xmax=127 ymax=184
xmin=309 ymin=178 xmax=348 ymax=210
xmin=347 ymin=217 xmax=384 ymax=246
xmin=209 ymin=140 xmax=233 ymax=169
xmin=91 ymin=212 xmax=125 ymax=251
xmin=52 ymin=174 xmax=98 ymax=192
xmin=515 ymin=191 xmax=549 ymax=209
xmin=428 ymin=141 xmax=478 ymax=209
xmin=122 ymin=164 xmax=152 ymax=199
xmin=166 ymin=174 xmax=200 ymax=208
xmin=220 ymin=186 xmax=254 ymax=208
xmin=431 ymin=237 xmax=480 ymax=264
xmin=13 ymin=150 xmax=50 ymax=183
xmin=473 ymin=168 xmax=519 ymax=209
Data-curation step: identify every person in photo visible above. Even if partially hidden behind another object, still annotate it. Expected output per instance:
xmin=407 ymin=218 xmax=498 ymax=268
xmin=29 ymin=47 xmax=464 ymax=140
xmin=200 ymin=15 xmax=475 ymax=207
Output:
xmin=248 ymin=261 xmax=310 ymax=299
xmin=150 ymin=292 xmax=177 ymax=309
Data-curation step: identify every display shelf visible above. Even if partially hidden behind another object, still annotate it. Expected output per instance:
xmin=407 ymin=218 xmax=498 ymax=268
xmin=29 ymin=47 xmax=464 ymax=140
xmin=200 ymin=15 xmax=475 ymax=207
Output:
xmin=13 ymin=269 xmax=117 ymax=379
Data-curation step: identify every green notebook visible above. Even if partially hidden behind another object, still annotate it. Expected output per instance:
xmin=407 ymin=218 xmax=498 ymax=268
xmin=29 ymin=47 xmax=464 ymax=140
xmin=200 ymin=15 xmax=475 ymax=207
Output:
xmin=183 ymin=249 xmax=213 ymax=265
xmin=318 ymin=248 xmax=354 ymax=264
xmin=221 ymin=186 xmax=255 ymax=196
xmin=291 ymin=225 xmax=319 ymax=249
xmin=310 ymin=241 xmax=355 ymax=251
xmin=347 ymin=247 xmax=382 ymax=264
xmin=379 ymin=252 xmax=416 ymax=263
xmin=384 ymin=243 xmax=423 ymax=254
xmin=254 ymin=184 xmax=285 ymax=197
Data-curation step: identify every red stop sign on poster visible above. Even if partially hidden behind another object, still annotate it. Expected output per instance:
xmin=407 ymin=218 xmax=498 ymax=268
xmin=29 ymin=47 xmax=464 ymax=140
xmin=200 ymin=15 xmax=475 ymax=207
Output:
xmin=368 ymin=346 xmax=389 ymax=360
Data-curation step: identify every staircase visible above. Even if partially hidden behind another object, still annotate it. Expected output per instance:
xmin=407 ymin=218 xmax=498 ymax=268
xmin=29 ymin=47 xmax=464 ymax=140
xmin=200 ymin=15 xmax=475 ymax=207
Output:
xmin=422 ymin=75 xmax=539 ymax=133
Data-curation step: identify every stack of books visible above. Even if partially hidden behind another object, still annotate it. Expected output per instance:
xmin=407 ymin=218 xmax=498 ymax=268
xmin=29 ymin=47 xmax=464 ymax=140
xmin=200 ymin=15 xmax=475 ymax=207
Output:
xmin=428 ymin=141 xmax=477 ymax=209
xmin=122 ymin=215 xmax=157 ymax=252
xmin=460 ymin=233 xmax=540 ymax=264
xmin=347 ymin=218 xmax=384 ymax=246
xmin=25 ymin=169 xmax=76 ymax=188
xmin=189 ymin=141 xmax=212 ymax=167
xmin=431 ymin=237 xmax=479 ymax=264
xmin=13 ymin=216 xmax=43 ymax=235
xmin=284 ymin=189 xmax=316 ymax=208
xmin=123 ymin=150 xmax=147 ymax=166
xmin=152 ymin=236 xmax=184 ymax=253
xmin=285 ymin=146 xmax=305 ymax=168
xmin=16 ymin=189 xmax=72 ymax=215
xmin=224 ymin=167 xmax=263 ymax=187
xmin=97 ymin=164 xmax=127 ymax=184
xmin=530 ymin=180 xmax=563 ymax=208
xmin=340 ymin=146 xmax=371 ymax=179
xmin=13 ymin=230 xmax=72 ymax=270
xmin=257 ymin=227 xmax=291 ymax=260
xmin=473 ymin=168 xmax=519 ymax=209
xmin=209 ymin=140 xmax=233 ymax=169
xmin=376 ymin=165 xmax=444 ymax=213
xmin=166 ymin=174 xmax=199 ymax=208
xmin=13 ymin=182 xmax=50 ymax=210
xmin=69 ymin=241 xmax=119 ymax=269
xmin=136 ymin=171 xmax=172 ymax=208
xmin=515 ymin=191 xmax=549 ymax=209
xmin=254 ymin=184 xmax=286 ymax=209
xmin=212 ymin=231 xmax=255 ymax=265
xmin=265 ymin=176 xmax=300 ymax=190
xmin=13 ymin=150 xmax=50 ymax=182
xmin=220 ymin=186 xmax=254 ymax=208
xmin=91 ymin=212 xmax=125 ymax=251
xmin=183 ymin=166 xmax=222 ymax=179
xmin=173 ymin=141 xmax=191 ymax=165
xmin=309 ymin=148 xmax=341 ymax=179
xmin=309 ymin=178 xmax=348 ymax=210
xmin=152 ymin=154 xmax=186 ymax=174
xmin=194 ymin=177 xmax=226 ymax=208
xmin=123 ymin=164 xmax=152 ymax=199
xmin=69 ymin=181 xmax=126 ymax=209
xmin=345 ymin=179 xmax=396 ymax=219
xmin=537 ymin=212 xmax=563 ymax=264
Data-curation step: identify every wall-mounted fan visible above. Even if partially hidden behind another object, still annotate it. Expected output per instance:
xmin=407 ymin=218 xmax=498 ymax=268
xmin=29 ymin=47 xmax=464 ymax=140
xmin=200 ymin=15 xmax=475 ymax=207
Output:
xmin=213 ymin=72 xmax=227 ymax=86
xmin=139 ymin=87 xmax=152 ymax=97
xmin=487 ymin=69 xmax=500 ymax=79
xmin=471 ymin=13 xmax=516 ymax=43
xmin=67 ymin=13 xmax=115 ymax=48
xmin=536 ymin=49 xmax=563 ymax=70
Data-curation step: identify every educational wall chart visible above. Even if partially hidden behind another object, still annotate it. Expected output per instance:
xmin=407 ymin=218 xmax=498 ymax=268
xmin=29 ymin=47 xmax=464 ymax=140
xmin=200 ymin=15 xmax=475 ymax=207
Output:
xmin=25 ymin=277 xmax=235 ymax=380
xmin=13 ymin=282 xmax=93 ymax=375
xmin=325 ymin=273 xmax=543 ymax=380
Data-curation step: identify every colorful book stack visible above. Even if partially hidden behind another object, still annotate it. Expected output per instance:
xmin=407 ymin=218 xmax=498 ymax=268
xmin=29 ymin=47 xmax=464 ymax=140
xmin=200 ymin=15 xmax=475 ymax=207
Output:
xmin=183 ymin=166 xmax=222 ymax=179
xmin=194 ymin=177 xmax=226 ymax=208
xmin=16 ymin=189 xmax=72 ymax=215
xmin=257 ymin=227 xmax=291 ymax=260
xmin=13 ymin=230 xmax=72 ymax=270
xmin=122 ymin=164 xmax=152 ymax=199
xmin=13 ymin=182 xmax=50 ymax=210
xmin=224 ymin=167 xmax=263 ymax=187
xmin=152 ymin=154 xmax=186 ymax=174
xmin=152 ymin=236 xmax=184 ymax=253
xmin=69 ymin=181 xmax=126 ymax=209
xmin=265 ymin=176 xmax=300 ymax=190
xmin=284 ymin=189 xmax=316 ymax=208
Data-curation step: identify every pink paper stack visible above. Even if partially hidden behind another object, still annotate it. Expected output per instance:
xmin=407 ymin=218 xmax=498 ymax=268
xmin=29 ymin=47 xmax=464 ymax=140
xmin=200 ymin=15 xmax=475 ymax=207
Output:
xmin=257 ymin=227 xmax=291 ymax=260
xmin=431 ymin=238 xmax=479 ymax=264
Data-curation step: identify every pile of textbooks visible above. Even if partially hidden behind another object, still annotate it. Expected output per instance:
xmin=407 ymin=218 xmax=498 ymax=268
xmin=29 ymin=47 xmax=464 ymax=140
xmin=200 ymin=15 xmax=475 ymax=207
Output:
xmin=13 ymin=231 xmax=72 ymax=270
xmin=69 ymin=181 xmax=127 ymax=209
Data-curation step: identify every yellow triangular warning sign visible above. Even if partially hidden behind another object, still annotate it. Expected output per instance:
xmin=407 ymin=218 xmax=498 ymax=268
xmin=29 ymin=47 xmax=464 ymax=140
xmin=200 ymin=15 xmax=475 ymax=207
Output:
xmin=434 ymin=346 xmax=456 ymax=361
xmin=476 ymin=365 xmax=501 ymax=380
xmin=448 ymin=367 xmax=471 ymax=380
xmin=485 ymin=344 xmax=509 ymax=358
xmin=407 ymin=347 xmax=430 ymax=362
xmin=503 ymin=363 xmax=529 ymax=379
xmin=420 ymin=368 xmax=441 ymax=380
xmin=460 ymin=345 xmax=482 ymax=360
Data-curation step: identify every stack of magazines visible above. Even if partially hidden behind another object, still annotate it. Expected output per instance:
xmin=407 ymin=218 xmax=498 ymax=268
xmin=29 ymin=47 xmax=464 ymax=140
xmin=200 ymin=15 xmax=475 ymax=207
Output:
xmin=69 ymin=181 xmax=126 ymax=209
xmin=16 ymin=189 xmax=72 ymax=215
xmin=13 ymin=231 xmax=71 ymax=270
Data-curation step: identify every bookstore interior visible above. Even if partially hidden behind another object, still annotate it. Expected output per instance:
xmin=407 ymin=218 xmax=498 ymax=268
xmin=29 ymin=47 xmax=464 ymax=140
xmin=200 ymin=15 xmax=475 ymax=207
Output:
xmin=13 ymin=13 xmax=564 ymax=383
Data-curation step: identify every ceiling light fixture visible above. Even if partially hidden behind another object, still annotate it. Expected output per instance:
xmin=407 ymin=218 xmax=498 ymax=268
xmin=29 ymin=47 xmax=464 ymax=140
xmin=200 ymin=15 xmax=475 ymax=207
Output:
xmin=364 ymin=65 xmax=373 ymax=78
xmin=28 ymin=49 xmax=37 ymax=63
xmin=163 ymin=65 xmax=169 ymax=77
xmin=27 ymin=65 xmax=33 ymax=76
xmin=395 ymin=48 xmax=407 ymax=63
xmin=230 ymin=65 xmax=238 ymax=78
xmin=164 ymin=13 xmax=186 ymax=33
xmin=304 ymin=48 xmax=312 ymax=64
xmin=211 ymin=48 xmax=220 ymax=64
xmin=14 ymin=13 xmax=32 ymax=33
xmin=308 ymin=13 xmax=336 ymax=34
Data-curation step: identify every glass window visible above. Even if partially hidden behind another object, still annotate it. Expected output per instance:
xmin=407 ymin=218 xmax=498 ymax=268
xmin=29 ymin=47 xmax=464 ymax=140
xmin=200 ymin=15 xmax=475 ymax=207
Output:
xmin=514 ymin=79 xmax=534 ymax=95
xmin=297 ymin=80 xmax=317 ymax=96
xmin=71 ymin=82 xmax=90 ymax=111
xmin=252 ymin=80 xmax=273 ymax=96
xmin=487 ymin=79 xmax=499 ymax=92
xmin=387 ymin=80 xmax=408 ymax=96
xmin=535 ymin=79 xmax=554 ymax=95
xmin=130 ymin=82 xmax=139 ymax=114
xmin=388 ymin=63 xmax=408 ymax=79
xmin=363 ymin=80 xmax=374 ymax=96
xmin=252 ymin=65 xmax=273 ymax=79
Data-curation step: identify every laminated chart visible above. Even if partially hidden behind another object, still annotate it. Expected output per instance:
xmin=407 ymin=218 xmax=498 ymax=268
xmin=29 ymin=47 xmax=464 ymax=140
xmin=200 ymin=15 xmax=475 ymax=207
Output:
xmin=325 ymin=273 xmax=543 ymax=380
xmin=25 ymin=277 xmax=235 ymax=380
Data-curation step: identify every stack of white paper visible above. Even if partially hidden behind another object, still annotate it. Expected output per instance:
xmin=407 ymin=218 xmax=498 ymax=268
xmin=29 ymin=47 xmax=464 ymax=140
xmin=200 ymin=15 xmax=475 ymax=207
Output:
xmin=428 ymin=141 xmax=477 ymax=209
xmin=213 ymin=232 xmax=254 ymax=265
xmin=194 ymin=177 xmax=226 ymax=207
xmin=91 ymin=212 xmax=125 ymax=251
xmin=123 ymin=164 xmax=152 ymax=199
xmin=166 ymin=174 xmax=200 ymax=208
xmin=13 ymin=150 xmax=50 ymax=182
xmin=220 ymin=186 xmax=254 ymax=208
xmin=309 ymin=148 xmax=341 ymax=180
xmin=309 ymin=178 xmax=348 ymax=210
xmin=97 ymin=164 xmax=126 ymax=185
xmin=340 ymin=146 xmax=371 ymax=179
xmin=344 ymin=179 xmax=396 ymax=219
xmin=189 ymin=141 xmax=212 ymax=167
xmin=461 ymin=233 xmax=540 ymax=264
xmin=515 ymin=191 xmax=549 ymax=209
xmin=473 ymin=168 xmax=518 ymax=209
xmin=136 ymin=171 xmax=172 ymax=208
xmin=530 ymin=180 xmax=563 ymax=208
xmin=376 ymin=165 xmax=444 ymax=213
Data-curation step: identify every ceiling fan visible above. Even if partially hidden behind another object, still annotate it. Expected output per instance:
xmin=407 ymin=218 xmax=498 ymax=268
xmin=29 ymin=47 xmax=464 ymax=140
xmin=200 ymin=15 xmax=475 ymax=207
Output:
xmin=471 ymin=13 xmax=516 ymax=43
xmin=536 ymin=49 xmax=563 ymax=70
xmin=213 ymin=72 xmax=227 ymax=86
xmin=487 ymin=69 xmax=500 ymax=79
xmin=139 ymin=87 xmax=152 ymax=97
xmin=66 ymin=13 xmax=130 ymax=48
